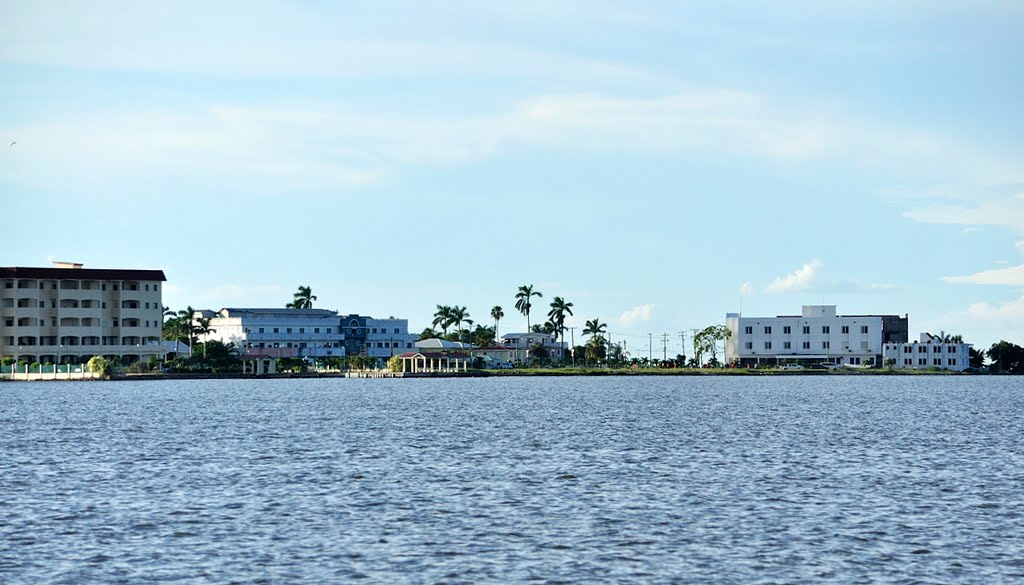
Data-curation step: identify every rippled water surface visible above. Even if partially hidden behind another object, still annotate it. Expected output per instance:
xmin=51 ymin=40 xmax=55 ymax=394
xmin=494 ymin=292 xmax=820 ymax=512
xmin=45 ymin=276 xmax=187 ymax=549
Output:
xmin=1 ymin=376 xmax=1022 ymax=583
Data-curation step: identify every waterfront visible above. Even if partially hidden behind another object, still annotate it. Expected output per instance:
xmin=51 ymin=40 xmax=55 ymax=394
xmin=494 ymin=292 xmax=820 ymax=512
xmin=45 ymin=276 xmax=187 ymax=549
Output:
xmin=1 ymin=376 xmax=1021 ymax=583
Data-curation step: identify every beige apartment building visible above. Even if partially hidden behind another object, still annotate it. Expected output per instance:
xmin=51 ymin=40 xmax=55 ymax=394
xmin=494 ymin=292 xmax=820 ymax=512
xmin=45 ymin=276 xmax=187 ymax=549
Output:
xmin=0 ymin=262 xmax=167 ymax=364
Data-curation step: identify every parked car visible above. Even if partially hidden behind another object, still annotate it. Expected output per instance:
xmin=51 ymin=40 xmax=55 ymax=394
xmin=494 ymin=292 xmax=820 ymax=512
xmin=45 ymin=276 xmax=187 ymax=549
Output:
xmin=780 ymin=364 xmax=805 ymax=371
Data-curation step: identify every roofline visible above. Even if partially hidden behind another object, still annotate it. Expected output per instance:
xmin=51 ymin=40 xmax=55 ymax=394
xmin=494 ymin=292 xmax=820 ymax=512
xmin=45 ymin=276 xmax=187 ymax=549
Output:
xmin=0 ymin=266 xmax=167 ymax=281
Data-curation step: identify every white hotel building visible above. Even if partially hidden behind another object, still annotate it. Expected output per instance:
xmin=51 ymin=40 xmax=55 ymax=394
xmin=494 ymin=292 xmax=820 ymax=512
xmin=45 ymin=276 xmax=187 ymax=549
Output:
xmin=882 ymin=333 xmax=972 ymax=371
xmin=1 ymin=263 xmax=166 ymax=364
xmin=197 ymin=308 xmax=418 ymax=361
xmin=726 ymin=305 xmax=909 ymax=367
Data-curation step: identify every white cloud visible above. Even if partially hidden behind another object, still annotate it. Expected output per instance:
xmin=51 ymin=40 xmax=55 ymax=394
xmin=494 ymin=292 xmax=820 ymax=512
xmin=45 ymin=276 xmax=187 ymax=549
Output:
xmin=765 ymin=260 xmax=822 ymax=294
xmin=965 ymin=294 xmax=1024 ymax=322
xmin=903 ymin=192 xmax=1024 ymax=234
xmin=943 ymin=264 xmax=1024 ymax=287
xmin=618 ymin=304 xmax=656 ymax=327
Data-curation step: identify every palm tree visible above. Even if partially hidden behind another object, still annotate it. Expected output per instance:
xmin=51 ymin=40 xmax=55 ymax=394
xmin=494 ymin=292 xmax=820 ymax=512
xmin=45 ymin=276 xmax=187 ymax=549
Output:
xmin=177 ymin=306 xmax=197 ymax=356
xmin=194 ymin=317 xmax=216 ymax=360
xmin=514 ymin=284 xmax=542 ymax=332
xmin=433 ymin=305 xmax=454 ymax=335
xmin=583 ymin=318 xmax=607 ymax=341
xmin=547 ymin=296 xmax=574 ymax=352
xmin=491 ymin=306 xmax=504 ymax=342
xmin=451 ymin=306 xmax=471 ymax=343
xmin=287 ymin=285 xmax=317 ymax=309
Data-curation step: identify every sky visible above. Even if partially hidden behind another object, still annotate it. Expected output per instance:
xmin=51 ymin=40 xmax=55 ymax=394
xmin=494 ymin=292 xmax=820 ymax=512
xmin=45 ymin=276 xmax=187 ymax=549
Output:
xmin=1 ymin=1 xmax=1022 ymax=355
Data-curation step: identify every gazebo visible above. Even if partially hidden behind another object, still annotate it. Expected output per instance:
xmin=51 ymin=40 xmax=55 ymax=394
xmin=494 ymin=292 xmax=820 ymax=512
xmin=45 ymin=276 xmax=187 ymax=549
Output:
xmin=398 ymin=351 xmax=469 ymax=374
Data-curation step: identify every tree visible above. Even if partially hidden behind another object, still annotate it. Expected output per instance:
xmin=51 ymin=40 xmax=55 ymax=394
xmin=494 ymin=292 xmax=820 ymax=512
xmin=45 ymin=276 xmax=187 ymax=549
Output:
xmin=491 ymin=306 xmax=504 ymax=341
xmin=176 ymin=306 xmax=199 ymax=355
xmin=547 ymin=296 xmax=574 ymax=352
xmin=194 ymin=317 xmax=216 ymax=360
xmin=515 ymin=285 xmax=542 ymax=332
xmin=584 ymin=335 xmax=606 ymax=364
xmin=969 ymin=347 xmax=985 ymax=369
xmin=693 ymin=325 xmax=731 ymax=366
xmin=419 ymin=327 xmax=438 ymax=340
xmin=582 ymin=318 xmax=607 ymax=340
xmin=451 ymin=306 xmax=471 ymax=343
xmin=987 ymin=340 xmax=1024 ymax=374
xmin=433 ymin=305 xmax=454 ymax=335
xmin=471 ymin=324 xmax=496 ymax=347
xmin=286 ymin=285 xmax=317 ymax=309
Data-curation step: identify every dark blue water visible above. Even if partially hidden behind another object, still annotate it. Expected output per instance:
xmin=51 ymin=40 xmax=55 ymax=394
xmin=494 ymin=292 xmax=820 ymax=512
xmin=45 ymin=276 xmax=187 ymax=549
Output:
xmin=1 ymin=376 xmax=1021 ymax=583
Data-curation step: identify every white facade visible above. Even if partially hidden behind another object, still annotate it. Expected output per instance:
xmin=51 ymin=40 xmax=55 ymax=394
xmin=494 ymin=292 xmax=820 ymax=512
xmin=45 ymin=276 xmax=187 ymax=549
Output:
xmin=363 ymin=317 xmax=418 ymax=359
xmin=200 ymin=308 xmax=347 ymax=358
xmin=199 ymin=308 xmax=417 ymax=361
xmin=882 ymin=333 xmax=972 ymax=371
xmin=1 ymin=263 xmax=166 ymax=364
xmin=502 ymin=332 xmax=567 ymax=362
xmin=725 ymin=305 xmax=902 ymax=367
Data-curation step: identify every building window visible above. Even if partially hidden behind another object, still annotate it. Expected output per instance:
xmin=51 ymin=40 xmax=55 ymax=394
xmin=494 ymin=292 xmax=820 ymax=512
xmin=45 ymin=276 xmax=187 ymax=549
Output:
xmin=822 ymin=341 xmax=830 ymax=349
xmin=258 ymin=328 xmax=264 ymax=333
xmin=802 ymin=342 xmax=810 ymax=349
xmin=933 ymin=358 xmax=941 ymax=366
xmin=905 ymin=358 xmax=912 ymax=365
xmin=744 ymin=342 xmax=753 ymax=350
xmin=327 ymin=328 xmax=332 ymax=334
xmin=764 ymin=326 xmax=772 ymax=334
xmin=299 ymin=328 xmax=305 ymax=334
xmin=861 ymin=326 xmax=868 ymax=334
xmin=803 ymin=326 xmax=810 ymax=334
xmin=948 ymin=358 xmax=956 ymax=366
xmin=764 ymin=341 xmax=772 ymax=349
xmin=918 ymin=358 xmax=926 ymax=365
xmin=841 ymin=326 xmax=849 ymax=334
xmin=314 ymin=328 xmax=320 ymax=334
xmin=286 ymin=328 xmax=292 ymax=333
xmin=394 ymin=328 xmax=400 ymax=334
xmin=783 ymin=341 xmax=791 ymax=349
xmin=822 ymin=326 xmax=830 ymax=334
xmin=744 ymin=326 xmax=753 ymax=334
xmin=919 ymin=346 xmax=927 ymax=353
xmin=783 ymin=326 xmax=791 ymax=334
xmin=273 ymin=328 xmax=279 ymax=333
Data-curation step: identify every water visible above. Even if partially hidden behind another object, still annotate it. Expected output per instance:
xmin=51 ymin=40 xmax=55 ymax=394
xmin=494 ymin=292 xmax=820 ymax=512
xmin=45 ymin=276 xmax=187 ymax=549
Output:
xmin=1 ymin=376 xmax=1021 ymax=583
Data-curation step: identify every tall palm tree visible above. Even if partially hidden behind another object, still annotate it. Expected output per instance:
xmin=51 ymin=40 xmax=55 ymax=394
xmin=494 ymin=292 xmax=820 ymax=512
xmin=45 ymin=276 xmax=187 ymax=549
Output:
xmin=287 ymin=285 xmax=317 ymax=309
xmin=177 ymin=306 xmax=197 ymax=356
xmin=194 ymin=317 xmax=216 ymax=360
xmin=547 ymin=296 xmax=574 ymax=351
xmin=433 ymin=305 xmax=454 ymax=335
xmin=491 ymin=306 xmax=504 ymax=342
xmin=514 ymin=284 xmax=542 ymax=332
xmin=583 ymin=318 xmax=607 ymax=340
xmin=451 ymin=306 xmax=471 ymax=343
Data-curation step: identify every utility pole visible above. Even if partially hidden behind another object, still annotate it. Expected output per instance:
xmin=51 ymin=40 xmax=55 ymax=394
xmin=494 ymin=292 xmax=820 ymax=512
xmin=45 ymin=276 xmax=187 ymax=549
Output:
xmin=648 ymin=332 xmax=653 ymax=361
xmin=679 ymin=331 xmax=686 ymax=358
xmin=661 ymin=333 xmax=669 ymax=361
xmin=569 ymin=327 xmax=575 ymax=366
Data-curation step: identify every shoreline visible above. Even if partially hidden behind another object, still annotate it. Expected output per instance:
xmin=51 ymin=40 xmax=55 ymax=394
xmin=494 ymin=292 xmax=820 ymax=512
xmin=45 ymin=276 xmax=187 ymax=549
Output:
xmin=2 ymin=367 xmax=985 ymax=382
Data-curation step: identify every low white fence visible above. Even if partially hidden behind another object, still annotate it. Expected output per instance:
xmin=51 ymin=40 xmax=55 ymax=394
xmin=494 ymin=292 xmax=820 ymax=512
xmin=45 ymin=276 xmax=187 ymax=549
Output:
xmin=0 ymin=364 xmax=102 ymax=381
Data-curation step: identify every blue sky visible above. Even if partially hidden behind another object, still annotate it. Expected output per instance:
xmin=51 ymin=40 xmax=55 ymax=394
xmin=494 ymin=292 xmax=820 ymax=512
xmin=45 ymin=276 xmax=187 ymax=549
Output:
xmin=2 ymin=1 xmax=1022 ymax=354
